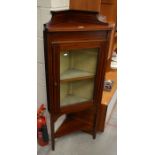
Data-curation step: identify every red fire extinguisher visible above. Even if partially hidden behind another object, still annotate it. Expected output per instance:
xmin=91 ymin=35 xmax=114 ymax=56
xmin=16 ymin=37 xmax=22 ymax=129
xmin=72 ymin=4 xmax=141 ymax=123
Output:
xmin=37 ymin=104 xmax=49 ymax=146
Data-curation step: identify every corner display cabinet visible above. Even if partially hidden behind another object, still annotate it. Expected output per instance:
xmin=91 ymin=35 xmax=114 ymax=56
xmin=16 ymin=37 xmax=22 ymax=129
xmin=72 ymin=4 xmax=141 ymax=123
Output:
xmin=43 ymin=10 xmax=113 ymax=150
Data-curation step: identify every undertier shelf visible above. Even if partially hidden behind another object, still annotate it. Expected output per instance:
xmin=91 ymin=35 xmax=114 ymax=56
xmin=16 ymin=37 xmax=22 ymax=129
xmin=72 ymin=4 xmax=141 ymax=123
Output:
xmin=54 ymin=116 xmax=93 ymax=138
xmin=61 ymin=94 xmax=89 ymax=107
xmin=60 ymin=69 xmax=95 ymax=82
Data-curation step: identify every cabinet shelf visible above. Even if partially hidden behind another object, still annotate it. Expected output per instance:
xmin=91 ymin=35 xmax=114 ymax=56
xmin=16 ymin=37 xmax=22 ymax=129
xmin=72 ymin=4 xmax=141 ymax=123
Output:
xmin=61 ymin=94 xmax=89 ymax=107
xmin=60 ymin=69 xmax=95 ymax=82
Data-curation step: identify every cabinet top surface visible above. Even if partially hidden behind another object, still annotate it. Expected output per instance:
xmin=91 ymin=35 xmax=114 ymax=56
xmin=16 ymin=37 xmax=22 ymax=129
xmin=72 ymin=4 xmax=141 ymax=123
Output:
xmin=44 ymin=10 xmax=114 ymax=32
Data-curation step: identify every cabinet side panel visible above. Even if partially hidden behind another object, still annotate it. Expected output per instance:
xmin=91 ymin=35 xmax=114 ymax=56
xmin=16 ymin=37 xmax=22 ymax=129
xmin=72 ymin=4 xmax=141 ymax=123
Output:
xmin=43 ymin=30 xmax=51 ymax=112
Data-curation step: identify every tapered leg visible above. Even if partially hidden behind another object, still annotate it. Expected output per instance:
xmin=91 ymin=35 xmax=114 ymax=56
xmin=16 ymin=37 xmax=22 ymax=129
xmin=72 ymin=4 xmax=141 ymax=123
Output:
xmin=51 ymin=137 xmax=55 ymax=151
xmin=92 ymin=108 xmax=98 ymax=140
xmin=93 ymin=132 xmax=96 ymax=139
xmin=92 ymin=122 xmax=97 ymax=140
xmin=50 ymin=118 xmax=55 ymax=151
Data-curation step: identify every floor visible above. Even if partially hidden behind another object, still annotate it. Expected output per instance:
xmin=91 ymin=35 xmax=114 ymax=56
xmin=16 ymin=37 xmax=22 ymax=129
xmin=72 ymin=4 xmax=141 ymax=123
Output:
xmin=37 ymin=105 xmax=117 ymax=155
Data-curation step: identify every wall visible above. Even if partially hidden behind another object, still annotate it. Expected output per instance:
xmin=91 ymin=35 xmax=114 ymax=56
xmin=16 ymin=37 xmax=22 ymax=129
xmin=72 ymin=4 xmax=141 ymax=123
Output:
xmin=37 ymin=0 xmax=69 ymax=108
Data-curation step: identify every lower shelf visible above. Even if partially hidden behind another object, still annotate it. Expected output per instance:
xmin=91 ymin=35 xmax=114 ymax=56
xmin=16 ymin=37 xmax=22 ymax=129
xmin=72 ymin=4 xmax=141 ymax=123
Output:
xmin=54 ymin=116 xmax=92 ymax=138
xmin=61 ymin=94 xmax=89 ymax=107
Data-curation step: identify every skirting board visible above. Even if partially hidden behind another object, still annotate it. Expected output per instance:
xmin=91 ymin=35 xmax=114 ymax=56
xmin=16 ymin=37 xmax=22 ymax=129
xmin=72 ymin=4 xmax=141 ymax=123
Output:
xmin=50 ymin=7 xmax=69 ymax=11
xmin=105 ymin=90 xmax=117 ymax=124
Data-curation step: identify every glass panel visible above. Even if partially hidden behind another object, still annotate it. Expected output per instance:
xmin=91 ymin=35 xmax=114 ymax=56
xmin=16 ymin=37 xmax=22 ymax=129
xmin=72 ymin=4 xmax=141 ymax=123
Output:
xmin=60 ymin=48 xmax=98 ymax=107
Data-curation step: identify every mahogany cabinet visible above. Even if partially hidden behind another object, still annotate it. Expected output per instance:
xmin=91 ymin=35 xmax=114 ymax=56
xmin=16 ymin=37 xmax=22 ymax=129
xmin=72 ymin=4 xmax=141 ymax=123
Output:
xmin=43 ymin=10 xmax=113 ymax=150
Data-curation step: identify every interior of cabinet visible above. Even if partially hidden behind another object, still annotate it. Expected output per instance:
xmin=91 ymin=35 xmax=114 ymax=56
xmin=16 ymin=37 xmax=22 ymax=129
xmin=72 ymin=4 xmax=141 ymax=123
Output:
xmin=60 ymin=79 xmax=94 ymax=106
xmin=60 ymin=48 xmax=98 ymax=107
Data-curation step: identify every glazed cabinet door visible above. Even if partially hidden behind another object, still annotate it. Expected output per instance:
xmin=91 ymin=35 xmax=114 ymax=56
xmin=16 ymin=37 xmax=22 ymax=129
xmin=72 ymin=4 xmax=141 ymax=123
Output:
xmin=52 ymin=41 xmax=107 ymax=114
